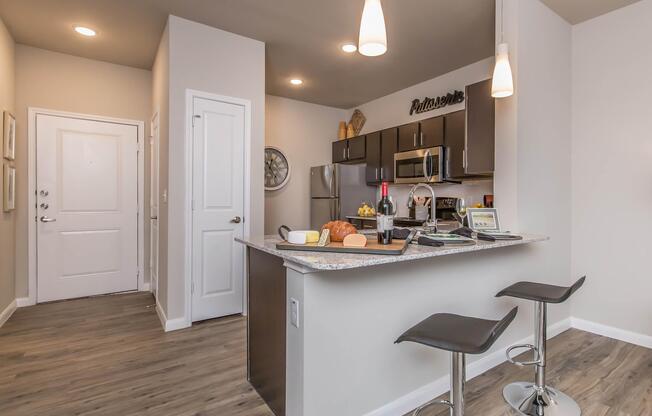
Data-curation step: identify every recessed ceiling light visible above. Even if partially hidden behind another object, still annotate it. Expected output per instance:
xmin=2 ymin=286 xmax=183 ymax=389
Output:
xmin=74 ymin=26 xmax=97 ymax=37
xmin=290 ymin=79 xmax=303 ymax=86
xmin=341 ymin=43 xmax=357 ymax=53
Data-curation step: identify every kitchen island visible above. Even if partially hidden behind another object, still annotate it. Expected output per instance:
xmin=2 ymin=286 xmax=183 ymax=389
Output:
xmin=237 ymin=234 xmax=550 ymax=416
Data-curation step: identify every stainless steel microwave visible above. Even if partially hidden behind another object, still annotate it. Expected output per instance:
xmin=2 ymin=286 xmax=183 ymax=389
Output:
xmin=394 ymin=146 xmax=446 ymax=184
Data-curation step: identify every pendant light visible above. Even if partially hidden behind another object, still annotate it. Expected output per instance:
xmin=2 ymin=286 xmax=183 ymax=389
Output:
xmin=358 ymin=0 xmax=387 ymax=57
xmin=492 ymin=0 xmax=514 ymax=98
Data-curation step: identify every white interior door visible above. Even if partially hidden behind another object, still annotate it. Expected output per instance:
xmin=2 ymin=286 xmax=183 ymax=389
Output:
xmin=191 ymin=97 xmax=245 ymax=322
xmin=36 ymin=114 xmax=139 ymax=302
xmin=150 ymin=114 xmax=159 ymax=298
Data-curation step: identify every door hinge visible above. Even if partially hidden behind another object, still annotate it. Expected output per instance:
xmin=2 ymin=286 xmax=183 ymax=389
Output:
xmin=192 ymin=114 xmax=201 ymax=127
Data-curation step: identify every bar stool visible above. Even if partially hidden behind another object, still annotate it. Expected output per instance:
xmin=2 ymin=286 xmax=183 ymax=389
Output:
xmin=395 ymin=307 xmax=518 ymax=416
xmin=496 ymin=276 xmax=586 ymax=416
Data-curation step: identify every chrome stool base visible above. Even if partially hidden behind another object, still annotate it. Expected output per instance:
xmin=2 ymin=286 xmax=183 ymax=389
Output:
xmin=503 ymin=382 xmax=581 ymax=416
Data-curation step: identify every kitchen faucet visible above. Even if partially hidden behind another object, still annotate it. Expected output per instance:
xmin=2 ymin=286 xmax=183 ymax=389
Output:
xmin=407 ymin=183 xmax=437 ymax=227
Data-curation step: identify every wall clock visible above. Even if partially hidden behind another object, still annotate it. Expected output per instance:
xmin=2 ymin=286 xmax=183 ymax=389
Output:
xmin=264 ymin=146 xmax=291 ymax=191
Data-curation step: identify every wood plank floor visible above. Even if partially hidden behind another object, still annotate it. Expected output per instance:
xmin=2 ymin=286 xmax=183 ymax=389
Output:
xmin=1 ymin=293 xmax=650 ymax=416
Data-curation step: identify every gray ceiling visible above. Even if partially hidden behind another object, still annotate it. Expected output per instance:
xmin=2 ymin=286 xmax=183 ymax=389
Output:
xmin=0 ymin=0 xmax=641 ymax=108
xmin=540 ymin=0 xmax=641 ymax=24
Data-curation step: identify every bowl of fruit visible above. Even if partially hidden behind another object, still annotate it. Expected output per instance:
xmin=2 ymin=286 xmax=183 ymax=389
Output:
xmin=357 ymin=202 xmax=376 ymax=217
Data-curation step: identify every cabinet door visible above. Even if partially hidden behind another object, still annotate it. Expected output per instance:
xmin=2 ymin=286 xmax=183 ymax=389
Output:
xmin=465 ymin=79 xmax=495 ymax=174
xmin=380 ymin=127 xmax=398 ymax=181
xmin=348 ymin=135 xmax=366 ymax=160
xmin=419 ymin=116 xmax=444 ymax=148
xmin=398 ymin=123 xmax=419 ymax=152
xmin=332 ymin=140 xmax=347 ymax=163
xmin=365 ymin=132 xmax=381 ymax=183
xmin=444 ymin=110 xmax=466 ymax=179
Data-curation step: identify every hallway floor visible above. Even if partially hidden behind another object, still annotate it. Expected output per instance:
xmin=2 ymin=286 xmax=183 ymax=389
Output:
xmin=0 ymin=293 xmax=650 ymax=415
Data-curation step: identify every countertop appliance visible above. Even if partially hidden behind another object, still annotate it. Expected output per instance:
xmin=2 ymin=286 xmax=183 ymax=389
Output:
xmin=394 ymin=146 xmax=447 ymax=184
xmin=435 ymin=197 xmax=459 ymax=221
xmin=310 ymin=164 xmax=377 ymax=230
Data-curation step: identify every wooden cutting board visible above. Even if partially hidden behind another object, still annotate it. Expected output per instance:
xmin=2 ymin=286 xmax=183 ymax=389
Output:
xmin=276 ymin=236 xmax=409 ymax=255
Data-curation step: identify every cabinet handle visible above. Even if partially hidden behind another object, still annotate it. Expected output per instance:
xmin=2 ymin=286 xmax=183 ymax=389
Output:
xmin=343 ymin=147 xmax=346 ymax=160
xmin=380 ymin=167 xmax=384 ymax=179
xmin=375 ymin=168 xmax=379 ymax=180
xmin=420 ymin=132 xmax=424 ymax=147
xmin=347 ymin=147 xmax=350 ymax=159
xmin=413 ymin=133 xmax=417 ymax=147
xmin=463 ymin=149 xmax=467 ymax=169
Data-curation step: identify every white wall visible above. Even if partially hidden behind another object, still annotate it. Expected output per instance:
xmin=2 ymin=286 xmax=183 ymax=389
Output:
xmin=0 ymin=16 xmax=15 ymax=316
xmin=164 ymin=16 xmax=265 ymax=320
xmin=571 ymin=0 xmax=652 ymax=337
xmin=265 ymin=95 xmax=348 ymax=234
xmin=14 ymin=45 xmax=153 ymax=300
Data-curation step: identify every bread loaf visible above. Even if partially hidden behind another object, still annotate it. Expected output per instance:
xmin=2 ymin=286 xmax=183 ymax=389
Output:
xmin=321 ymin=221 xmax=357 ymax=242
xmin=343 ymin=233 xmax=367 ymax=248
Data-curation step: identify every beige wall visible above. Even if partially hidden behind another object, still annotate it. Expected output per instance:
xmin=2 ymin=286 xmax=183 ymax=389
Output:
xmin=0 ymin=17 xmax=15 ymax=315
xmin=265 ymin=95 xmax=347 ymax=234
xmin=151 ymin=24 xmax=169 ymax=313
xmin=161 ymin=16 xmax=265 ymax=320
xmin=571 ymin=0 xmax=652 ymax=337
xmin=14 ymin=45 xmax=152 ymax=299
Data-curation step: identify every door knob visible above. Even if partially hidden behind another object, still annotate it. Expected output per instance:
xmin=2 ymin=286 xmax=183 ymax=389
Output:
xmin=230 ymin=216 xmax=242 ymax=224
xmin=40 ymin=216 xmax=56 ymax=223
xmin=40 ymin=190 xmax=49 ymax=197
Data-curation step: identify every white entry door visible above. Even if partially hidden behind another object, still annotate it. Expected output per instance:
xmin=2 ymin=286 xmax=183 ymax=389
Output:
xmin=191 ymin=97 xmax=245 ymax=322
xmin=36 ymin=114 xmax=139 ymax=302
xmin=149 ymin=114 xmax=159 ymax=298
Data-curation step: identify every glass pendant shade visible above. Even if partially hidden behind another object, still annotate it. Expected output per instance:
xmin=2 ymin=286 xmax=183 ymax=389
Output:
xmin=358 ymin=0 xmax=387 ymax=57
xmin=492 ymin=43 xmax=514 ymax=98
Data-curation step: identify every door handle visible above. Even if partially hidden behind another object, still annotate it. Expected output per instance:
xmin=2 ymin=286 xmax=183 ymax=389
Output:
xmin=150 ymin=216 xmax=158 ymax=220
xmin=231 ymin=216 xmax=242 ymax=224
xmin=40 ymin=216 xmax=56 ymax=223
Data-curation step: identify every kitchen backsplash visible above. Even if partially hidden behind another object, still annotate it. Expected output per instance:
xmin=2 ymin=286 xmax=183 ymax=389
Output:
xmin=378 ymin=180 xmax=494 ymax=218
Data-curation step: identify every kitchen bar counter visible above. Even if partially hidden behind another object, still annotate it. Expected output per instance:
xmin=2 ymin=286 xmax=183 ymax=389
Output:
xmin=238 ymin=233 xmax=551 ymax=416
xmin=236 ymin=233 xmax=548 ymax=272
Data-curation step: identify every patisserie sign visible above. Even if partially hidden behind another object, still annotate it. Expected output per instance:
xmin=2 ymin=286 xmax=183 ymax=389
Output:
xmin=409 ymin=90 xmax=465 ymax=115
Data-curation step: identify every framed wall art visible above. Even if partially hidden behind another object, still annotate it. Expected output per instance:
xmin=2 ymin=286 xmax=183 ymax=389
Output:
xmin=3 ymin=111 xmax=15 ymax=160
xmin=3 ymin=163 xmax=15 ymax=212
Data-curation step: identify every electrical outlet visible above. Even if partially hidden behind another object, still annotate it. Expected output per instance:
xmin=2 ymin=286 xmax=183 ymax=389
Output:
xmin=290 ymin=298 xmax=300 ymax=328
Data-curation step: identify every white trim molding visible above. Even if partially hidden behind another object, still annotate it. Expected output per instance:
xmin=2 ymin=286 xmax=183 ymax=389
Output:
xmin=364 ymin=318 xmax=572 ymax=416
xmin=155 ymin=297 xmax=189 ymax=332
xmin=571 ymin=317 xmax=652 ymax=349
xmin=183 ymin=90 xmax=252 ymax=327
xmin=27 ymin=108 xmax=146 ymax=305
xmin=0 ymin=299 xmax=17 ymax=328
xmin=16 ymin=297 xmax=34 ymax=307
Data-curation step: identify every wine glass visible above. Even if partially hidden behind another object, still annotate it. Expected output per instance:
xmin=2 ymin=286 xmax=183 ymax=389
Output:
xmin=456 ymin=198 xmax=467 ymax=228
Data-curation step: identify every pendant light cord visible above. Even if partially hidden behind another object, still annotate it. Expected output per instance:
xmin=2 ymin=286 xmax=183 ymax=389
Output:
xmin=500 ymin=0 xmax=504 ymax=43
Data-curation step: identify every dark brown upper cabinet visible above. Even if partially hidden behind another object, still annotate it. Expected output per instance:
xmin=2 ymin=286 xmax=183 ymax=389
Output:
xmin=444 ymin=110 xmax=466 ymax=178
xmin=332 ymin=135 xmax=366 ymax=164
xmin=348 ymin=136 xmax=366 ymax=161
xmin=397 ymin=122 xmax=419 ymax=152
xmin=419 ymin=116 xmax=444 ymax=148
xmin=365 ymin=128 xmax=398 ymax=184
xmin=380 ymin=127 xmax=398 ymax=182
xmin=332 ymin=140 xmax=348 ymax=163
xmin=365 ymin=131 xmax=381 ymax=183
xmin=465 ymin=79 xmax=495 ymax=175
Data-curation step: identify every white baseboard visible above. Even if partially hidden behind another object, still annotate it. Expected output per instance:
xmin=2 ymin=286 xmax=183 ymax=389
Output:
xmin=141 ymin=282 xmax=151 ymax=292
xmin=364 ymin=318 xmax=572 ymax=416
xmin=16 ymin=297 xmax=35 ymax=307
xmin=0 ymin=299 xmax=17 ymax=328
xmin=155 ymin=297 xmax=191 ymax=332
xmin=571 ymin=317 xmax=652 ymax=349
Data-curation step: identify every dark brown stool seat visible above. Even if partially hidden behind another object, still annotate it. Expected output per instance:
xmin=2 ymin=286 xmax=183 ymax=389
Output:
xmin=496 ymin=276 xmax=586 ymax=304
xmin=496 ymin=276 xmax=586 ymax=416
xmin=395 ymin=308 xmax=517 ymax=416
xmin=395 ymin=308 xmax=518 ymax=354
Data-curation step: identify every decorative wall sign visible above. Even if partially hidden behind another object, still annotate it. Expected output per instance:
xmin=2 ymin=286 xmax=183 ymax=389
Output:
xmin=409 ymin=90 xmax=465 ymax=115
xmin=3 ymin=164 xmax=15 ymax=212
xmin=3 ymin=111 xmax=15 ymax=160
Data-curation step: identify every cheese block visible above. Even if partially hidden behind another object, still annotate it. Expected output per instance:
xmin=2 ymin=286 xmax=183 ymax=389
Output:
xmin=342 ymin=233 xmax=367 ymax=248
xmin=305 ymin=230 xmax=320 ymax=243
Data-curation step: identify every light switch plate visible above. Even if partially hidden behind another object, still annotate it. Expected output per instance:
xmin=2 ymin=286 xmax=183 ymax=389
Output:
xmin=290 ymin=298 xmax=300 ymax=328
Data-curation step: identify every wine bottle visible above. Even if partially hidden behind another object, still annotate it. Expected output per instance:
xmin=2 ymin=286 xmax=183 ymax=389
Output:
xmin=377 ymin=182 xmax=394 ymax=244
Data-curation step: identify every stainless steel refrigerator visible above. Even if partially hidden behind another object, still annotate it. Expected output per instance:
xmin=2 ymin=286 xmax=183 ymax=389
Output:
xmin=310 ymin=164 xmax=377 ymax=229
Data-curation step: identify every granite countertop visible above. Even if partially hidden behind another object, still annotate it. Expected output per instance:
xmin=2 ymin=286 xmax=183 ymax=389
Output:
xmin=235 ymin=234 xmax=549 ymax=272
